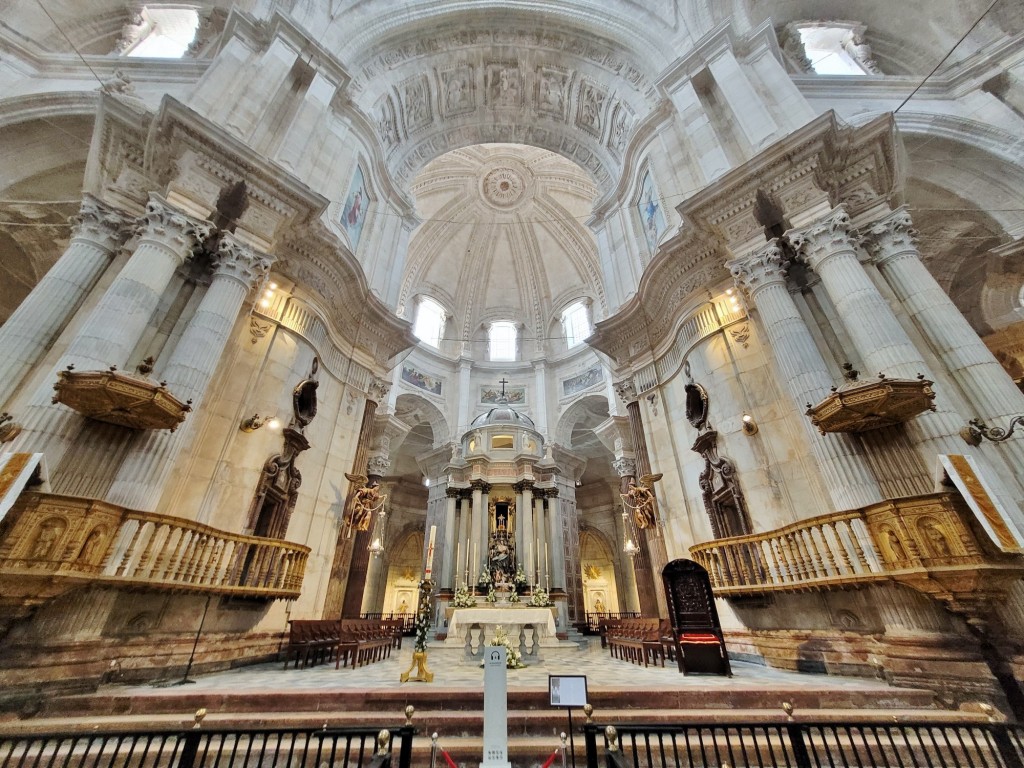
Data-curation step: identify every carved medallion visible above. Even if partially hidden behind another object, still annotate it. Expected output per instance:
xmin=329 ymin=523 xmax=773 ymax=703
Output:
xmin=481 ymin=167 xmax=526 ymax=209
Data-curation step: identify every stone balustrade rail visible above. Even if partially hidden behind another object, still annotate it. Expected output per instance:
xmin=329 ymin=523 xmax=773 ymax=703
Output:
xmin=0 ymin=492 xmax=308 ymax=600
xmin=690 ymin=510 xmax=886 ymax=595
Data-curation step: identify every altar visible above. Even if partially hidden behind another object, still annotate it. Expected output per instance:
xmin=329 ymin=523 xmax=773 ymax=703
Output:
xmin=445 ymin=606 xmax=559 ymax=651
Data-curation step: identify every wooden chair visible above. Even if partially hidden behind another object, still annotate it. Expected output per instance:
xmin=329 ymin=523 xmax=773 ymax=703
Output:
xmin=662 ymin=559 xmax=732 ymax=676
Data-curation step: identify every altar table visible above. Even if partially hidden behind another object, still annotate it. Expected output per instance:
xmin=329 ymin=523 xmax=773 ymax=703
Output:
xmin=445 ymin=606 xmax=558 ymax=649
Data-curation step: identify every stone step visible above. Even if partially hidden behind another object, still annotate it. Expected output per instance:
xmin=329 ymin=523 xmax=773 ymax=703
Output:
xmin=0 ymin=706 xmax=980 ymax=736
xmin=26 ymin=682 xmax=938 ymax=722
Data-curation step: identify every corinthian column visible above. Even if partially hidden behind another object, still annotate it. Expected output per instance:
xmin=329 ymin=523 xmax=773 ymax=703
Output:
xmin=106 ymin=234 xmax=272 ymax=510
xmin=728 ymin=240 xmax=882 ymax=510
xmin=789 ymin=207 xmax=974 ymax=465
xmin=0 ymin=196 xmax=131 ymax=408
xmin=864 ymin=207 xmax=1024 ymax=481
xmin=11 ymin=195 xmax=210 ymax=470
xmin=613 ymin=379 xmax=668 ymax=617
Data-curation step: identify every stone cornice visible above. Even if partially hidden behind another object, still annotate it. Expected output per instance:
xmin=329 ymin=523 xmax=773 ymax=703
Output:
xmin=148 ymin=96 xmax=329 ymax=247
xmin=275 ymin=219 xmax=416 ymax=369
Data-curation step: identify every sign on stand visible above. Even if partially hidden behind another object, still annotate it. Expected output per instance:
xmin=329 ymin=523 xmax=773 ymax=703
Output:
xmin=482 ymin=646 xmax=511 ymax=768
xmin=549 ymin=675 xmax=588 ymax=768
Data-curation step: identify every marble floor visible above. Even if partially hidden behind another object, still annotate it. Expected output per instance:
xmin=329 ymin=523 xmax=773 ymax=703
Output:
xmin=114 ymin=642 xmax=900 ymax=695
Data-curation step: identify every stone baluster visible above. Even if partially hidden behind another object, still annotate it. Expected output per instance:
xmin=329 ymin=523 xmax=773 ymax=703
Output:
xmin=10 ymin=195 xmax=209 ymax=471
xmin=788 ymin=207 xmax=970 ymax=469
xmin=106 ymin=234 xmax=272 ymax=510
xmin=864 ymin=206 xmax=1024 ymax=483
xmin=0 ymin=196 xmax=131 ymax=408
xmin=728 ymin=240 xmax=883 ymax=511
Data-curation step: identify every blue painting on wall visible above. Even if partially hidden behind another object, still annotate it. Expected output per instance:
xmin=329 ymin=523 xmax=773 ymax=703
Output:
xmin=637 ymin=170 xmax=666 ymax=253
xmin=341 ymin=164 xmax=368 ymax=250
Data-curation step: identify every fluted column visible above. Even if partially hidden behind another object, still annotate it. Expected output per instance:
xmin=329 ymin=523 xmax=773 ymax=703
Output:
xmin=614 ymin=379 xmax=669 ymax=617
xmin=442 ymin=486 xmax=459 ymax=589
xmin=612 ymin=455 xmax=641 ymax=612
xmin=519 ymin=481 xmax=534 ymax=583
xmin=728 ymin=240 xmax=883 ymax=510
xmin=106 ymin=234 xmax=272 ymax=510
xmin=458 ymin=490 xmax=471 ymax=586
xmin=470 ymin=479 xmax=488 ymax=582
xmin=545 ymin=488 xmax=563 ymax=589
xmin=533 ymin=493 xmax=545 ymax=585
xmin=0 ymin=196 xmax=131 ymax=408
xmin=11 ymin=195 xmax=209 ymax=469
xmin=865 ymin=207 xmax=1024 ymax=481
xmin=789 ymin=207 xmax=967 ymax=465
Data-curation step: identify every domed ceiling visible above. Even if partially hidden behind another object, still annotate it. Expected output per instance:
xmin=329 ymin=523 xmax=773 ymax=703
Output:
xmin=400 ymin=144 xmax=604 ymax=357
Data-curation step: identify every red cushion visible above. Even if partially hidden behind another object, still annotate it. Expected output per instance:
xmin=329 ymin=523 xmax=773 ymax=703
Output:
xmin=679 ymin=633 xmax=721 ymax=644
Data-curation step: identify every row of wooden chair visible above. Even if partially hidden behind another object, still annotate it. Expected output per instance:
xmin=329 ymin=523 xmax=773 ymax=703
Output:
xmin=283 ymin=619 xmax=398 ymax=670
xmin=605 ymin=618 xmax=669 ymax=667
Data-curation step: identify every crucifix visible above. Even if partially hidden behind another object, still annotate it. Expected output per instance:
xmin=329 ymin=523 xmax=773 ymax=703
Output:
xmin=498 ymin=377 xmax=509 ymax=398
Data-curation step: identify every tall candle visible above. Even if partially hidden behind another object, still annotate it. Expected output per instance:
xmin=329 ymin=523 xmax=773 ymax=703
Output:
xmin=545 ymin=542 xmax=550 ymax=584
xmin=455 ymin=540 xmax=462 ymax=588
xmin=425 ymin=525 xmax=437 ymax=578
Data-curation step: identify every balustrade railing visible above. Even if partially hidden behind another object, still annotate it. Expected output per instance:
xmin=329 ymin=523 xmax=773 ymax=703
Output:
xmin=689 ymin=510 xmax=886 ymax=596
xmin=0 ymin=493 xmax=308 ymax=599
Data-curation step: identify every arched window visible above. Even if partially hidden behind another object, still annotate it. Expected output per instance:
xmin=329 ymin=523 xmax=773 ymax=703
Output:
xmin=561 ymin=302 xmax=591 ymax=349
xmin=795 ymin=24 xmax=880 ymax=75
xmin=488 ymin=321 xmax=517 ymax=361
xmin=121 ymin=7 xmax=200 ymax=58
xmin=413 ymin=297 xmax=446 ymax=348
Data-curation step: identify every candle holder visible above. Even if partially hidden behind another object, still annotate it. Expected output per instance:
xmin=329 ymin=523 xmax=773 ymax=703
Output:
xmin=400 ymin=577 xmax=435 ymax=683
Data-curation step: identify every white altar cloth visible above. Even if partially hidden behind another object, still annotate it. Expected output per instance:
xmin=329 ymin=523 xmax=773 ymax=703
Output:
xmin=446 ymin=607 xmax=557 ymax=648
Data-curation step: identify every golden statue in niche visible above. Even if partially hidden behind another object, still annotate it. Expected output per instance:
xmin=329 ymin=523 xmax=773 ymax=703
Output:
xmin=621 ymin=473 xmax=663 ymax=529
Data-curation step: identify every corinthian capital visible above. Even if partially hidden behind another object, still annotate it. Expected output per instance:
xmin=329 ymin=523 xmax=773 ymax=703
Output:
xmin=368 ymin=377 xmax=391 ymax=404
xmin=861 ymin=207 xmax=919 ymax=265
xmin=612 ymin=456 xmax=637 ymax=478
xmin=787 ymin=206 xmax=858 ymax=270
xmin=727 ymin=239 xmax=788 ymax=299
xmin=211 ymin=234 xmax=274 ymax=290
xmin=136 ymin=194 xmax=212 ymax=257
xmin=70 ymin=195 xmax=132 ymax=250
xmin=366 ymin=454 xmax=391 ymax=477
xmin=614 ymin=379 xmax=638 ymax=404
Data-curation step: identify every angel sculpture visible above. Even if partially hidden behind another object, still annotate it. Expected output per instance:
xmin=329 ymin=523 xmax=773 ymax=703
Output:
xmin=344 ymin=473 xmax=387 ymax=531
xmin=620 ymin=473 xmax=663 ymax=530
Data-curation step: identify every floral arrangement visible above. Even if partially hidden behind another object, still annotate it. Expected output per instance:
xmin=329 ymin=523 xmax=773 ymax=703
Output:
xmin=513 ymin=566 xmax=528 ymax=589
xmin=477 ymin=569 xmax=492 ymax=588
xmin=487 ymin=625 xmax=526 ymax=669
xmin=451 ymin=584 xmax=476 ymax=608
xmin=508 ymin=590 xmax=521 ymax=603
xmin=413 ymin=578 xmax=433 ymax=652
xmin=485 ymin=586 xmax=497 ymax=603
xmin=527 ymin=585 xmax=552 ymax=607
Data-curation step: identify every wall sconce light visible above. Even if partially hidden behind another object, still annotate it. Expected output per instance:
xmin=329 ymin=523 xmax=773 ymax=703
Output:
xmin=621 ymin=507 xmax=639 ymax=557
xmin=240 ymin=413 xmax=281 ymax=433
xmin=741 ymin=413 xmax=759 ymax=436
xmin=258 ymin=281 xmax=279 ymax=310
xmin=368 ymin=505 xmax=388 ymax=558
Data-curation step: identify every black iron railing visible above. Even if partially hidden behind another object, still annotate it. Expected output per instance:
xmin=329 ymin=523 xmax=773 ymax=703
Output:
xmin=583 ymin=721 xmax=1024 ymax=768
xmin=0 ymin=725 xmax=415 ymax=768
